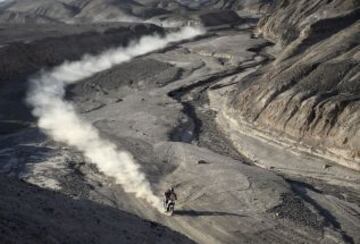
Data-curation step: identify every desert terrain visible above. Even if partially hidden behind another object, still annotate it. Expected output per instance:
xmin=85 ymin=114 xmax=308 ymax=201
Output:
xmin=0 ymin=0 xmax=359 ymax=243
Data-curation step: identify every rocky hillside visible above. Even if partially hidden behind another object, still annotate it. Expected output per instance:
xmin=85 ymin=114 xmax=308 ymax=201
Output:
xmin=0 ymin=0 xmax=272 ymax=24
xmin=0 ymin=175 xmax=193 ymax=244
xmin=0 ymin=0 xmax=164 ymax=23
xmin=225 ymin=0 xmax=360 ymax=170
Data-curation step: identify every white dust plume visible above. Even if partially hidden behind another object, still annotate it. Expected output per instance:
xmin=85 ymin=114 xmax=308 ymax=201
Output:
xmin=27 ymin=26 xmax=205 ymax=211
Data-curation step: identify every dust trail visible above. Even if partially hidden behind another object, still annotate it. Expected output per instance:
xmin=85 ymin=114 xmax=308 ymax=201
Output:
xmin=26 ymin=26 xmax=205 ymax=211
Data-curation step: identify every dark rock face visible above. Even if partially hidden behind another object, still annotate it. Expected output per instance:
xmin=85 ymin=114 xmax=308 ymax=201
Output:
xmin=227 ymin=0 xmax=360 ymax=169
xmin=198 ymin=10 xmax=243 ymax=27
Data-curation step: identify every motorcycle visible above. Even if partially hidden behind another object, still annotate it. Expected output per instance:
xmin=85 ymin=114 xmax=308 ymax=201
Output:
xmin=164 ymin=199 xmax=175 ymax=216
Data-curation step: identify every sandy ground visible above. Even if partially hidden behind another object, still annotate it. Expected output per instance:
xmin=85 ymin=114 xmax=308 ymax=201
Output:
xmin=0 ymin=23 xmax=359 ymax=243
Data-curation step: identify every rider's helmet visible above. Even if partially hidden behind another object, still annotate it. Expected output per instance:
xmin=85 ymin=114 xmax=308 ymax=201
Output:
xmin=170 ymin=187 xmax=174 ymax=192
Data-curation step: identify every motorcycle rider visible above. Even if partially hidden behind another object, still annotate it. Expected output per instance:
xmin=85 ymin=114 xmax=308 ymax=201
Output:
xmin=164 ymin=187 xmax=177 ymax=211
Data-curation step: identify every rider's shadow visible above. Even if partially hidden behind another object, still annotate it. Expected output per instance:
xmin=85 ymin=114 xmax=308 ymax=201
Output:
xmin=174 ymin=210 xmax=247 ymax=217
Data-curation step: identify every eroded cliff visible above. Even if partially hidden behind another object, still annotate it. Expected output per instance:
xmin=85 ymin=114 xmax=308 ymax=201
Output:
xmin=225 ymin=0 xmax=360 ymax=169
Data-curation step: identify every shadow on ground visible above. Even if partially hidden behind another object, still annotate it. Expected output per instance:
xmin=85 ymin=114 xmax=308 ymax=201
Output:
xmin=175 ymin=210 xmax=247 ymax=217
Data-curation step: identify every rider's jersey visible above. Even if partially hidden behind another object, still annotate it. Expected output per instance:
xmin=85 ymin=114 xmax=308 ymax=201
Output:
xmin=165 ymin=190 xmax=177 ymax=201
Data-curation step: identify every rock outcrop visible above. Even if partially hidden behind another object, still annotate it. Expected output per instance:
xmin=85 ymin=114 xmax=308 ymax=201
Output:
xmin=225 ymin=0 xmax=360 ymax=169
